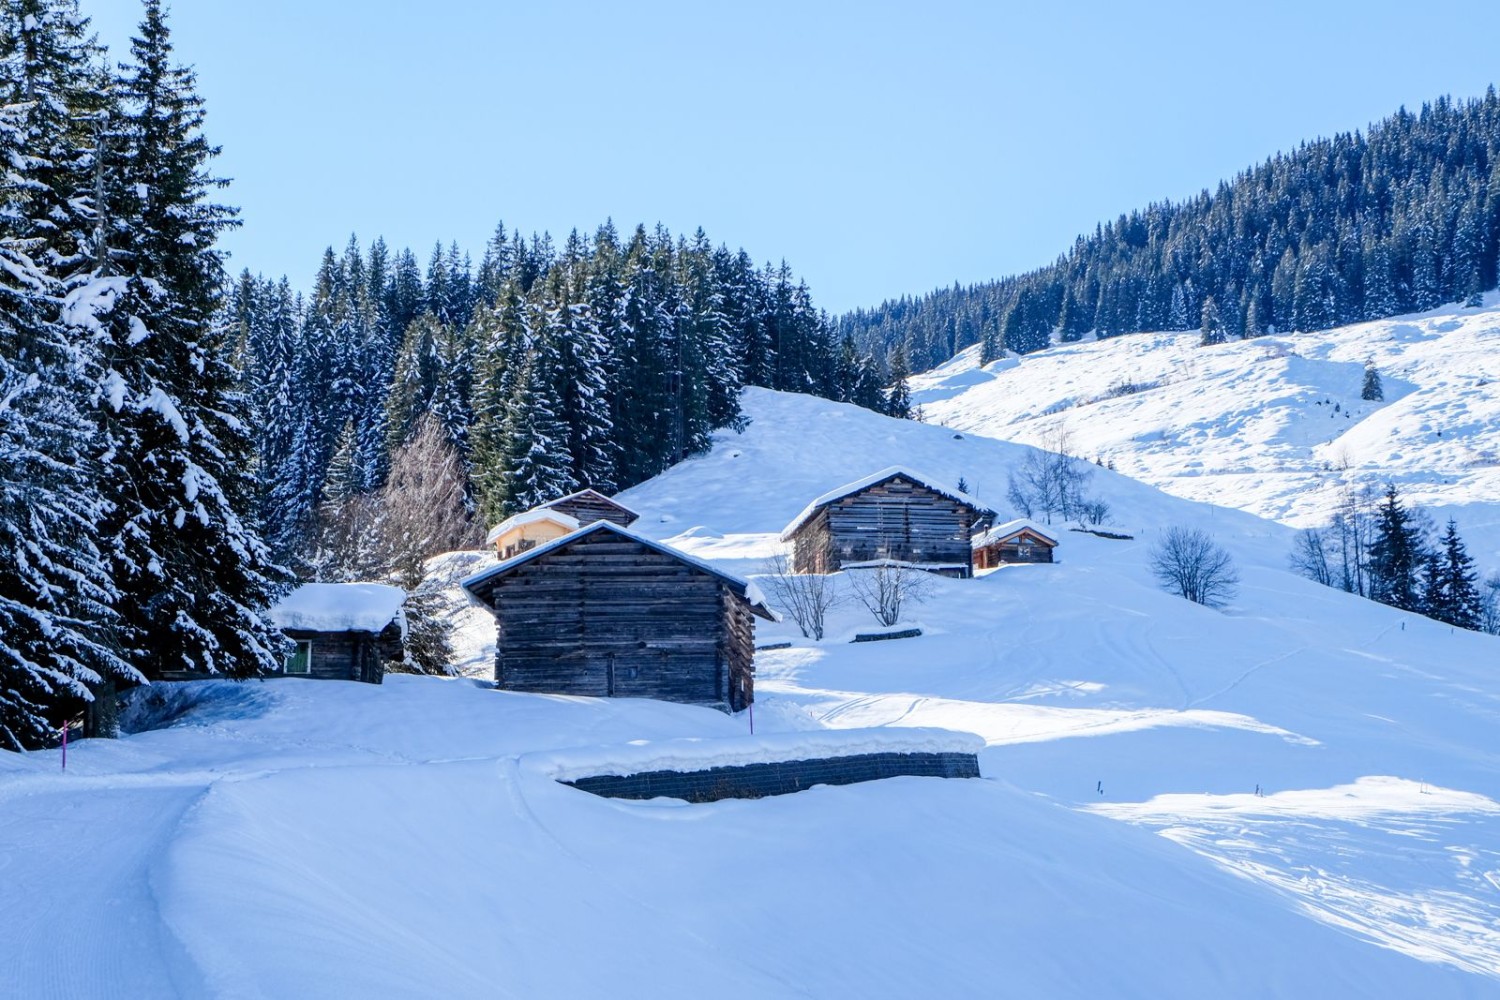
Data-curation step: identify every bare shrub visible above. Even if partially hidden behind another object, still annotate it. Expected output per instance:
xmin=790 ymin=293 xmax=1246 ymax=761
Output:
xmin=847 ymin=559 xmax=930 ymax=627
xmin=1150 ymin=527 xmax=1239 ymax=608
xmin=762 ymin=553 xmax=841 ymax=640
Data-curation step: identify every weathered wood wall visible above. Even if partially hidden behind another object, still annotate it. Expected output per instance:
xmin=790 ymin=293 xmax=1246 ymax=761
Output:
xmin=480 ymin=531 xmax=752 ymax=710
xmin=791 ymin=476 xmax=982 ymax=576
xmin=547 ymin=493 xmax=637 ymax=527
xmin=283 ymin=627 xmax=398 ymax=684
xmin=974 ymin=540 xmax=1055 ymax=569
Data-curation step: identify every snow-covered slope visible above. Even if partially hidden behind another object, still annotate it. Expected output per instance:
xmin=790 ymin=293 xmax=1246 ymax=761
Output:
xmin=911 ymin=297 xmax=1500 ymax=567
xmin=3 ymin=389 xmax=1499 ymax=997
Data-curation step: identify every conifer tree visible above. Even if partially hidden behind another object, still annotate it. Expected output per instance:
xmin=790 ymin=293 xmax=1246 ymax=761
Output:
xmin=90 ymin=0 xmax=284 ymax=679
xmin=498 ymin=347 xmax=574 ymax=515
xmin=884 ymin=345 xmax=912 ymax=419
xmin=1199 ymin=296 xmax=1225 ymax=346
xmin=0 ymin=16 xmax=135 ymax=743
xmin=1361 ymin=360 xmax=1384 ymax=401
xmin=1426 ymin=520 xmax=1482 ymax=629
xmin=1367 ymin=484 xmax=1424 ymax=612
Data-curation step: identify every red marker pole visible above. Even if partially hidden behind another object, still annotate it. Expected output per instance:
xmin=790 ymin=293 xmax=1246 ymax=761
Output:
xmin=60 ymin=721 xmax=68 ymax=771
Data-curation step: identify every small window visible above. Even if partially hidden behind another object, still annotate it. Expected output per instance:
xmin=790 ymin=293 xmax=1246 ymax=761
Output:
xmin=286 ymin=640 xmax=312 ymax=675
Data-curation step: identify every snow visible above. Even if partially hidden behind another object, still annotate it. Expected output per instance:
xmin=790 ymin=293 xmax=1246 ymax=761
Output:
xmin=125 ymin=315 xmax=150 ymax=346
xmin=482 ymin=506 xmax=578 ymax=546
xmin=268 ymin=582 xmax=405 ymax=633
xmin=60 ymin=275 xmax=130 ymax=335
xmin=5 ymin=386 xmax=1500 ymax=996
xmin=911 ymin=296 xmax=1500 ymax=568
xmin=100 ymin=369 xmax=126 ymax=411
xmin=780 ymin=464 xmax=993 ymax=539
xmin=141 ymin=385 xmax=188 ymax=443
xmin=527 ymin=726 xmax=985 ymax=782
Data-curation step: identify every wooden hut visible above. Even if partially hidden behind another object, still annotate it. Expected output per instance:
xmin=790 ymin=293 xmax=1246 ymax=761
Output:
xmin=485 ymin=508 xmax=581 ymax=560
xmin=971 ymin=519 xmax=1059 ymax=570
xmin=267 ymin=583 xmax=406 ymax=684
xmin=780 ymin=467 xmax=995 ymax=578
xmin=541 ymin=488 xmax=639 ymax=528
xmin=462 ymin=521 xmax=774 ymax=712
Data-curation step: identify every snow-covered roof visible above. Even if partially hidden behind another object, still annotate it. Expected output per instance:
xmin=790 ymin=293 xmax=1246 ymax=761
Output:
xmin=269 ymin=583 xmax=406 ymax=634
xmin=780 ymin=466 xmax=995 ymax=540
xmin=484 ymin=508 xmax=580 ymax=546
xmin=462 ymin=521 xmax=777 ymax=621
xmin=971 ymin=518 xmax=1059 ymax=549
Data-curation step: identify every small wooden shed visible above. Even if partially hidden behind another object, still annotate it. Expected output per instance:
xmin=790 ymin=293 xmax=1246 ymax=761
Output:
xmin=267 ymin=583 xmax=406 ymax=684
xmin=541 ymin=488 xmax=639 ymax=528
xmin=462 ymin=521 xmax=774 ymax=712
xmin=972 ymin=519 xmax=1059 ymax=570
xmin=781 ymin=467 xmax=995 ymax=578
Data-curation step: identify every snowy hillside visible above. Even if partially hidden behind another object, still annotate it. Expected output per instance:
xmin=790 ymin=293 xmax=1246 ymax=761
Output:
xmin=910 ymin=297 xmax=1500 ymax=567
xmin=4 ymin=389 xmax=1500 ymax=997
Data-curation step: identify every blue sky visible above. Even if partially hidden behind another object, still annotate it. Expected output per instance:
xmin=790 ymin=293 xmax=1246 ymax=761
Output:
xmin=88 ymin=1 xmax=1500 ymax=313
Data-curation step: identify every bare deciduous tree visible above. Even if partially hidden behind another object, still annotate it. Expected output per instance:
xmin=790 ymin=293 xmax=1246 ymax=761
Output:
xmin=1008 ymin=426 xmax=1099 ymax=525
xmin=1289 ymin=527 xmax=1335 ymax=587
xmin=380 ymin=414 xmax=481 ymax=590
xmin=847 ymin=559 xmax=929 ymax=627
xmin=1150 ymin=527 xmax=1239 ymax=608
xmin=762 ymin=552 xmax=841 ymax=640
xmin=1480 ymin=574 xmax=1500 ymax=636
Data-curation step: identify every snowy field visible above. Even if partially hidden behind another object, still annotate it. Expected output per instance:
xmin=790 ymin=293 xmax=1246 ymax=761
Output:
xmin=4 ymin=389 xmax=1500 ymax=997
xmin=910 ymin=297 xmax=1500 ymax=568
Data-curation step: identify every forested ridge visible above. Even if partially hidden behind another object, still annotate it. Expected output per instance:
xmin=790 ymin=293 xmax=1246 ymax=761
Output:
xmin=840 ymin=90 xmax=1500 ymax=371
xmin=231 ymin=222 xmax=905 ymax=571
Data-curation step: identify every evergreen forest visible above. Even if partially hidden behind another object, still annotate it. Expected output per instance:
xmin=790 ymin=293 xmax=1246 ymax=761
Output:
xmin=840 ymin=91 xmax=1500 ymax=370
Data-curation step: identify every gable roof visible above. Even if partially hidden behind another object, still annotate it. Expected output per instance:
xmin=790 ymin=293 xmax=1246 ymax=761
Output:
xmin=542 ymin=488 xmax=640 ymax=525
xmin=462 ymin=520 xmax=777 ymax=621
xmin=971 ymin=518 xmax=1060 ymax=549
xmin=270 ymin=583 xmax=406 ymax=634
xmin=780 ymin=466 xmax=995 ymax=540
xmin=484 ymin=507 xmax=581 ymax=547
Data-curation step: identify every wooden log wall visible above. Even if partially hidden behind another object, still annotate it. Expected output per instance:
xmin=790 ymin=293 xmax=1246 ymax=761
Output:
xmin=547 ymin=494 xmax=637 ymax=527
xmin=485 ymin=532 xmax=751 ymax=710
xmin=792 ymin=477 xmax=980 ymax=576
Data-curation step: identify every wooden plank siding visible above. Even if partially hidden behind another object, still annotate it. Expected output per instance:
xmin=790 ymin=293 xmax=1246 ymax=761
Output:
xmin=474 ymin=530 xmax=754 ymax=711
xmin=544 ymin=490 xmax=639 ymax=528
xmin=789 ymin=475 xmax=986 ymax=577
xmin=282 ymin=626 xmax=400 ymax=684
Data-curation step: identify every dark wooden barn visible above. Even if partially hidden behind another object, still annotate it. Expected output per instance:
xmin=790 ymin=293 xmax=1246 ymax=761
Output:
xmin=972 ymin=519 xmax=1059 ymax=570
xmin=541 ymin=488 xmax=640 ymax=528
xmin=462 ymin=521 xmax=774 ymax=712
xmin=780 ymin=467 xmax=994 ymax=578
xmin=267 ymin=583 xmax=407 ymax=684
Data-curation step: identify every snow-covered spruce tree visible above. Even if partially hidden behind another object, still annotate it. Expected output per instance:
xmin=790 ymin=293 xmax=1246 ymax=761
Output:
xmin=544 ymin=250 xmax=615 ymax=492
xmin=0 ymin=0 xmax=140 ymax=746
xmin=498 ymin=339 xmax=575 ymax=515
xmin=89 ymin=0 xmax=284 ymax=680
xmin=884 ymin=344 xmax=912 ymax=418
xmin=1361 ymin=361 xmax=1383 ymax=401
